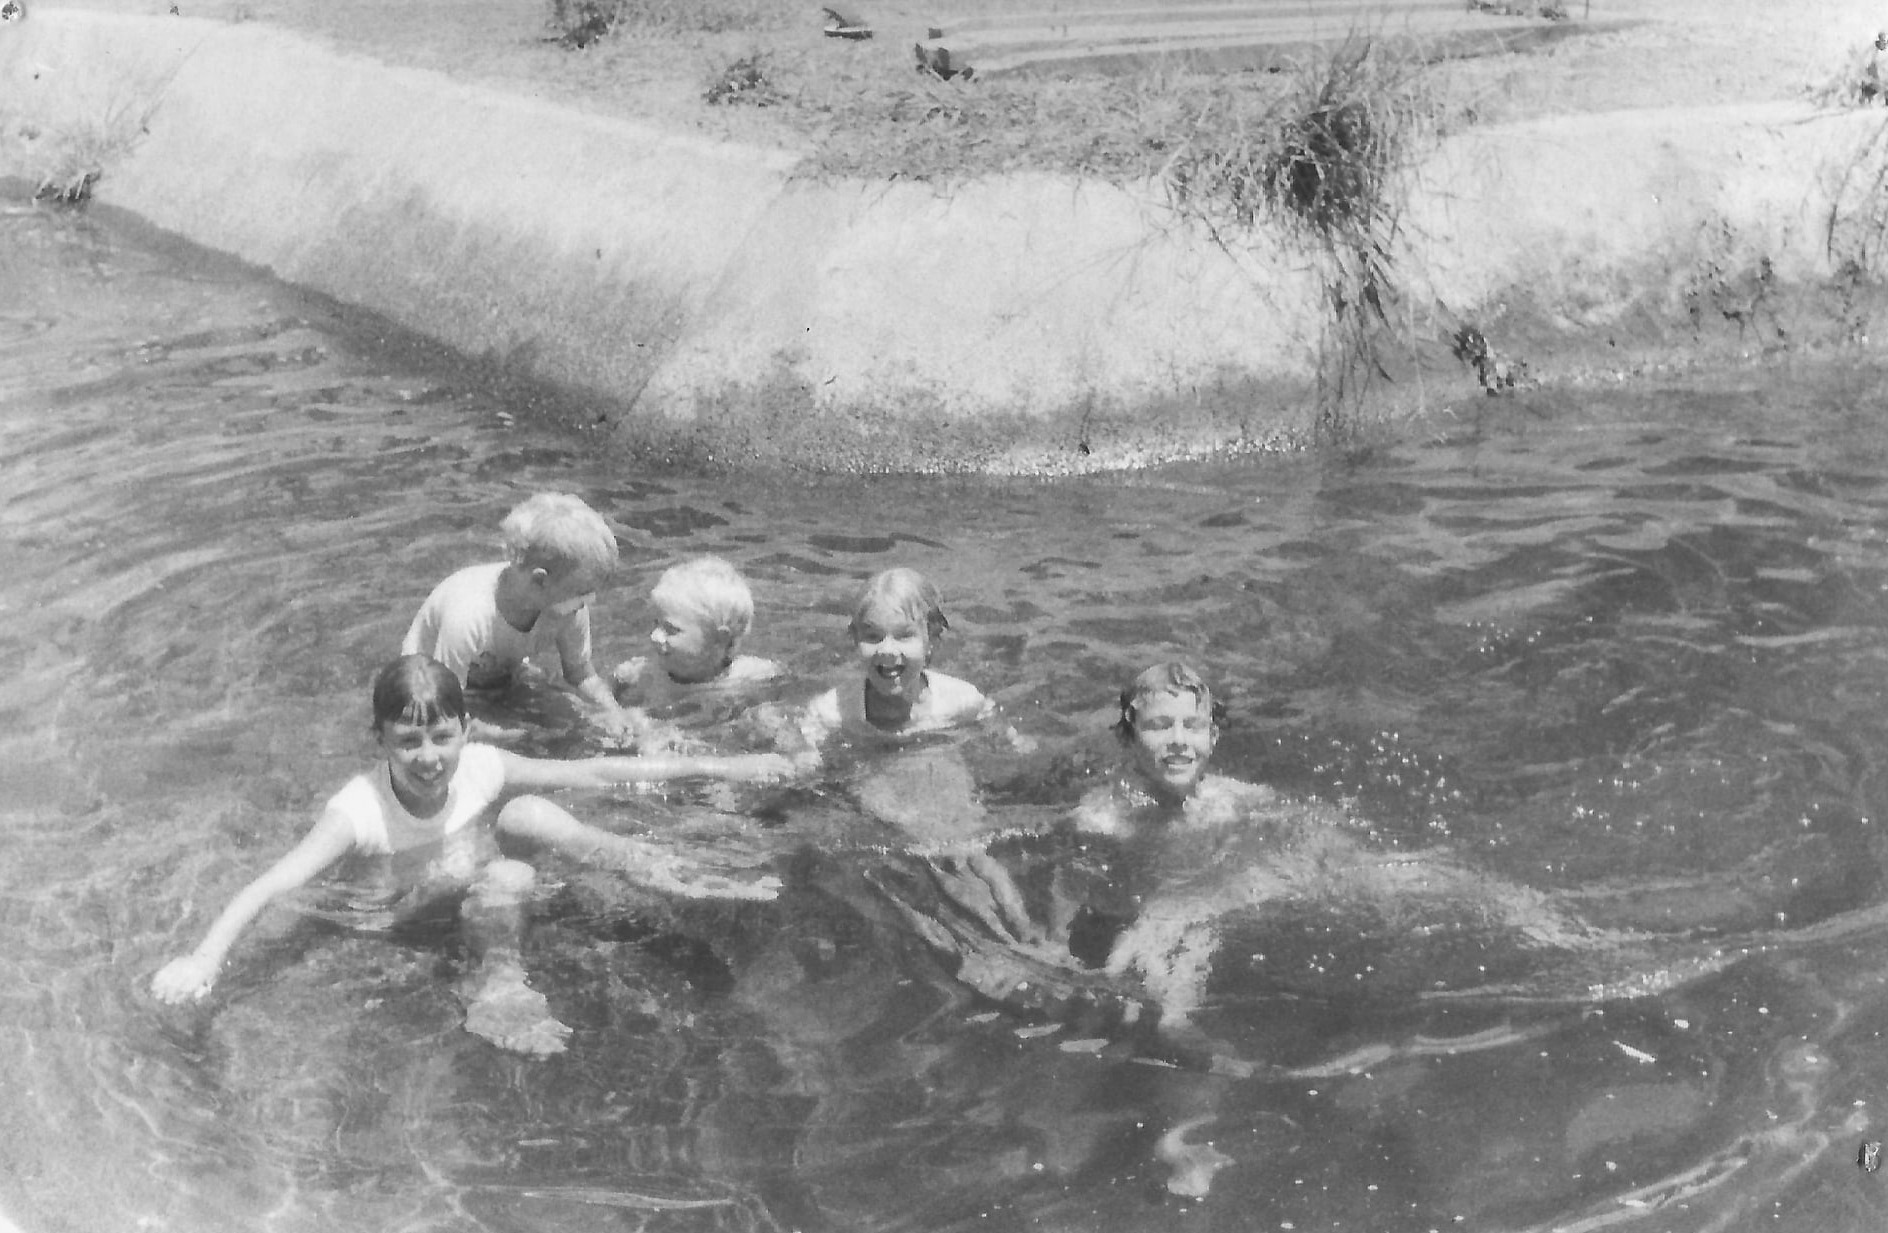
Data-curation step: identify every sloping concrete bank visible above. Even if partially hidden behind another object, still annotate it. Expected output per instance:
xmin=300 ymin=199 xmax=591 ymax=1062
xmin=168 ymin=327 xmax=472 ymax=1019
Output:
xmin=4 ymin=10 xmax=1884 ymax=471
xmin=1401 ymin=102 xmax=1888 ymax=381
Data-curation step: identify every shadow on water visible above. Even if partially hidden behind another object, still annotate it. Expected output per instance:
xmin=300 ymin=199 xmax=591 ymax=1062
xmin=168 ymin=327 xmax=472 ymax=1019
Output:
xmin=11 ymin=203 xmax=1888 ymax=1231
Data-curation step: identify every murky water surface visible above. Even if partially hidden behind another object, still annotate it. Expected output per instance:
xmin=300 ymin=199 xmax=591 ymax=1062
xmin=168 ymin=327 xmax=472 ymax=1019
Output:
xmin=10 ymin=206 xmax=1888 ymax=1232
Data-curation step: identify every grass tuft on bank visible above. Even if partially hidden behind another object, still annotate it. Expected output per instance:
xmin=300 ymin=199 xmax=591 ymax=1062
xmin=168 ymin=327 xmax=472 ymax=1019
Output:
xmin=547 ymin=0 xmax=786 ymax=43
xmin=2 ymin=81 xmax=167 ymax=207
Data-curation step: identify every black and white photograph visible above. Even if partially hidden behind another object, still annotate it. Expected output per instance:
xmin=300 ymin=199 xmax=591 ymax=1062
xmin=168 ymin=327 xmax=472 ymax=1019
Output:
xmin=7 ymin=0 xmax=1888 ymax=1229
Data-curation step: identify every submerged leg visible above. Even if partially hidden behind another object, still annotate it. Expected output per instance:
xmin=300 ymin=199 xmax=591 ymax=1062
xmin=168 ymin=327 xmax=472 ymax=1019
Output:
xmin=1156 ymin=1113 xmax=1235 ymax=1198
xmin=495 ymin=795 xmax=782 ymax=901
xmin=457 ymin=856 xmax=573 ymax=1057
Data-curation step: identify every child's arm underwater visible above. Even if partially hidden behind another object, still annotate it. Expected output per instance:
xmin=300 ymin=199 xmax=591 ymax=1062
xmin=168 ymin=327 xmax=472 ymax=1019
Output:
xmin=490 ymin=746 xmax=792 ymax=900
xmin=553 ymin=609 xmax=648 ymax=745
xmin=731 ymin=693 xmax=839 ymax=776
xmin=149 ymin=807 xmax=358 ymax=1004
xmin=976 ymin=682 xmax=1042 ymax=756
xmin=567 ymin=666 xmax=649 ymax=746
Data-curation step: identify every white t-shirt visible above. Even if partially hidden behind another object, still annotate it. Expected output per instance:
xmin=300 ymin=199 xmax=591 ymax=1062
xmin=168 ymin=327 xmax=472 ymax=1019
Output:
xmin=325 ymin=743 xmax=508 ymax=884
xmin=402 ymin=562 xmax=591 ymax=690
xmin=797 ymin=670 xmax=992 ymax=748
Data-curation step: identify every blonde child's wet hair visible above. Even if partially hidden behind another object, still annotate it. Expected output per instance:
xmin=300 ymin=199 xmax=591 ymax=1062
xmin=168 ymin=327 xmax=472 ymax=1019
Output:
xmin=651 ymin=555 xmax=755 ymax=640
xmin=1115 ymin=661 xmax=1216 ymax=740
xmin=500 ymin=492 xmax=619 ymax=577
xmin=849 ymin=567 xmax=949 ymax=643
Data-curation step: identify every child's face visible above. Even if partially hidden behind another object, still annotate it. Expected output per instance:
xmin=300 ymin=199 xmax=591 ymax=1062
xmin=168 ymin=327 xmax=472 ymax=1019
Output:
xmin=1127 ymin=689 xmax=1216 ymax=802
xmin=649 ymin=600 xmax=730 ymax=683
xmin=853 ymin=604 xmax=929 ymax=703
xmin=534 ymin=562 xmax=601 ymax=617
xmin=378 ymin=715 xmax=467 ymax=813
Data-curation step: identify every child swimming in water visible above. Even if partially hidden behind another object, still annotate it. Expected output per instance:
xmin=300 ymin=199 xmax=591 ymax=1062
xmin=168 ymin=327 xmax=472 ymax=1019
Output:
xmin=402 ymin=492 xmax=641 ymax=743
xmin=911 ymin=662 xmax=1278 ymax=1030
xmin=1057 ymin=662 xmax=1603 ymax=1026
xmin=835 ymin=662 xmax=1261 ymax=1196
xmin=149 ymin=654 xmax=791 ymax=1056
xmin=1073 ymin=660 xmax=1275 ymax=835
xmin=794 ymin=567 xmax=990 ymax=747
xmin=616 ymin=556 xmax=783 ymax=698
xmin=761 ymin=565 xmax=1042 ymax=845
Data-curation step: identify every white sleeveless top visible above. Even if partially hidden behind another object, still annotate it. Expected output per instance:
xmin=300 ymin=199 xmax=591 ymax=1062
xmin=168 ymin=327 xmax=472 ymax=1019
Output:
xmin=324 ymin=743 xmax=508 ymax=883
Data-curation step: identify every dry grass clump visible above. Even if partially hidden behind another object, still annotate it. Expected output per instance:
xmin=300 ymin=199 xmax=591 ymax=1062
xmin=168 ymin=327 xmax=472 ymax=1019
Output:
xmin=1264 ymin=38 xmax=1437 ymax=433
xmin=1155 ymin=36 xmax=1438 ymax=435
xmin=546 ymin=0 xmax=787 ymax=47
xmin=3 ymin=87 xmax=165 ymax=207
xmin=705 ymin=52 xmax=786 ymax=107
xmin=1157 ymin=37 xmax=1433 ymax=234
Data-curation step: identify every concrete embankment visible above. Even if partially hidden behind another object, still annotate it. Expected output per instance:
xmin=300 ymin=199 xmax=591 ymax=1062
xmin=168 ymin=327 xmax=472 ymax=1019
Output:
xmin=4 ymin=10 xmax=1884 ymax=470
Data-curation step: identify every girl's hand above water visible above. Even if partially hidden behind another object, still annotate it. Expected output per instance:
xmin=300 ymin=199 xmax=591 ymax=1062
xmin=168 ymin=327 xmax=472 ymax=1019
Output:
xmin=150 ymin=953 xmax=220 ymax=1004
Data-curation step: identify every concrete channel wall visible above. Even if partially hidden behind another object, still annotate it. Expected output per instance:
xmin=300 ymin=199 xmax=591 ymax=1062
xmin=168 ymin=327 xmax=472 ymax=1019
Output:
xmin=3 ymin=9 xmax=1882 ymax=470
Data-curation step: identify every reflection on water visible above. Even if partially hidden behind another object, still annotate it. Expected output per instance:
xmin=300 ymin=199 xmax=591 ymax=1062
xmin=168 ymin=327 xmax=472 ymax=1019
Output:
xmin=10 ymin=203 xmax=1888 ymax=1231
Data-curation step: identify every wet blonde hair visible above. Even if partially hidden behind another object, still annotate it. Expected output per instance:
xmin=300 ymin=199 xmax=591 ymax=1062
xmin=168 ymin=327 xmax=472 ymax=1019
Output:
xmin=849 ymin=567 xmax=948 ymax=643
xmin=501 ymin=492 xmax=619 ymax=577
xmin=1115 ymin=661 xmax=1216 ymax=740
xmin=651 ymin=555 xmax=754 ymax=641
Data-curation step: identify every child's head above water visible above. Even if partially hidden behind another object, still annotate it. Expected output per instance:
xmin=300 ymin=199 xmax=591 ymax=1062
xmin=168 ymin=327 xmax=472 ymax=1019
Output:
xmin=648 ymin=555 xmax=755 ymax=683
xmin=850 ymin=567 xmax=948 ymax=644
xmin=371 ymin=654 xmax=469 ymax=732
xmin=653 ymin=556 xmax=755 ymax=640
xmin=849 ymin=567 xmax=950 ymax=706
xmin=1115 ymin=661 xmax=1219 ymax=803
xmin=500 ymin=492 xmax=620 ymax=604
xmin=371 ymin=655 xmax=472 ymax=810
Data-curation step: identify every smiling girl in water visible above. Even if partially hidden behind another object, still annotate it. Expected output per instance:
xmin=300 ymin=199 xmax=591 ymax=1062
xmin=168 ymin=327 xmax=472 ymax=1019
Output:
xmin=149 ymin=654 xmax=790 ymax=1055
xmin=794 ymin=567 xmax=990 ymax=745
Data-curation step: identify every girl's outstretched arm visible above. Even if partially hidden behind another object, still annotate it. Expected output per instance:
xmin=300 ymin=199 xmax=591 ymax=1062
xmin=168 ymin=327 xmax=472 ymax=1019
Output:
xmin=494 ymin=746 xmax=794 ymax=793
xmin=149 ymin=807 xmax=357 ymax=1004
